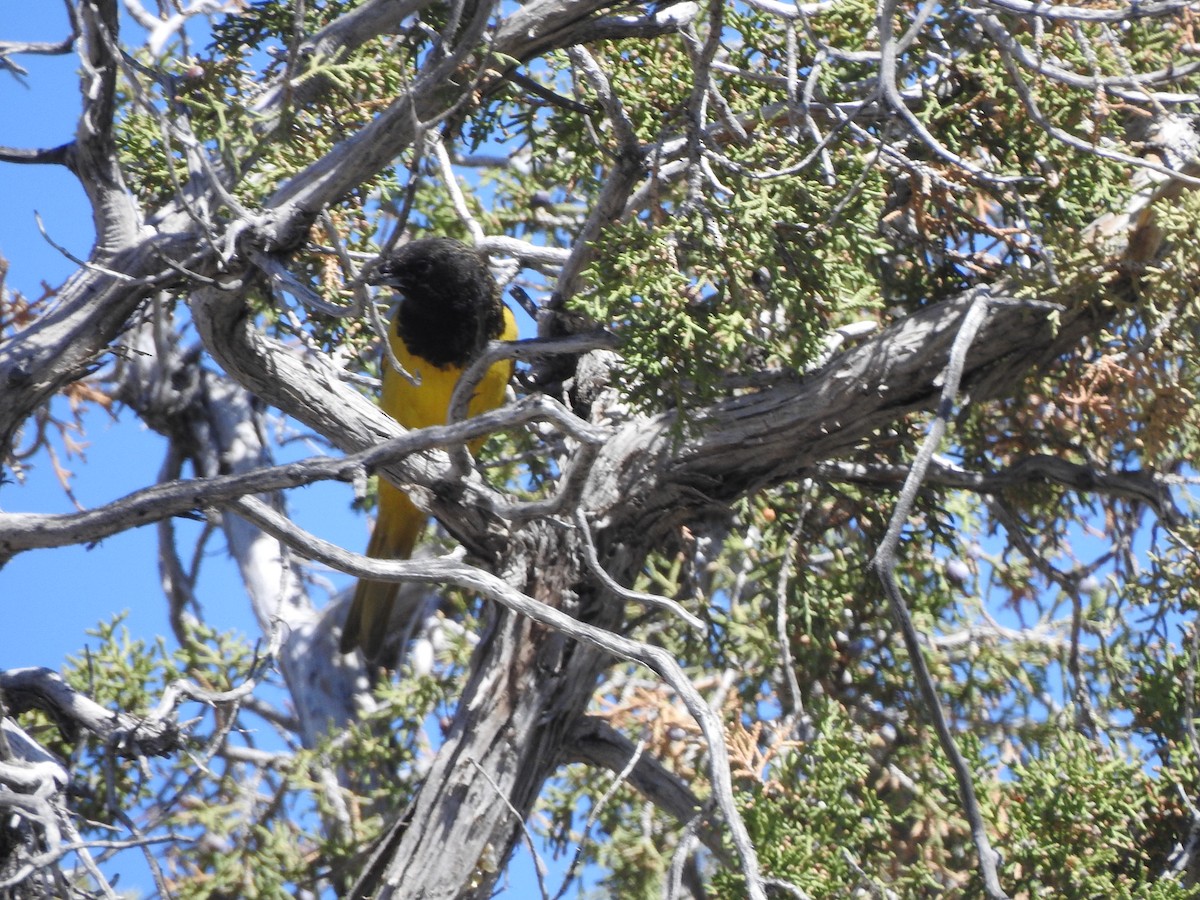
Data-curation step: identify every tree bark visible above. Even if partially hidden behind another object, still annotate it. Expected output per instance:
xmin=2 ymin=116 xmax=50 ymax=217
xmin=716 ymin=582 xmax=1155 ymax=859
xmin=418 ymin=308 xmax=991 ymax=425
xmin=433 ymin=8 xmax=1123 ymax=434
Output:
xmin=3 ymin=1 xmax=1195 ymax=895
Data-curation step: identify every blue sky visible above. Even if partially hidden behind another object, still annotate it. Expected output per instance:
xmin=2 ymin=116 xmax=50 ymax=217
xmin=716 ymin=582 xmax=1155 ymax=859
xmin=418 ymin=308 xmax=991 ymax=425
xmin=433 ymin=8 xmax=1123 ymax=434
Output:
xmin=0 ymin=0 xmax=331 ymax=663
xmin=1 ymin=4 xmax=169 ymax=665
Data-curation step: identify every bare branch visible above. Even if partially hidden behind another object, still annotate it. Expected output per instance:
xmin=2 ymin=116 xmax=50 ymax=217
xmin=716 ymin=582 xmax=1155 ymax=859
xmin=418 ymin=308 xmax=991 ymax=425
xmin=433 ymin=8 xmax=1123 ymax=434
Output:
xmin=0 ymin=395 xmax=601 ymax=558
xmin=977 ymin=0 xmax=1193 ymax=22
xmin=468 ymin=757 xmax=551 ymax=900
xmin=868 ymin=294 xmax=1008 ymax=900
xmin=877 ymin=0 xmax=1011 ymax=185
xmin=0 ymin=36 xmax=75 ymax=58
xmin=71 ymin=0 xmax=144 ymax=256
xmin=0 ymin=143 xmax=73 ymax=166
xmin=0 ymin=667 xmax=183 ymax=759
xmin=813 ymin=455 xmax=1183 ymax=525
xmin=556 ymin=45 xmax=645 ymax=302
xmin=574 ymin=508 xmax=705 ymax=631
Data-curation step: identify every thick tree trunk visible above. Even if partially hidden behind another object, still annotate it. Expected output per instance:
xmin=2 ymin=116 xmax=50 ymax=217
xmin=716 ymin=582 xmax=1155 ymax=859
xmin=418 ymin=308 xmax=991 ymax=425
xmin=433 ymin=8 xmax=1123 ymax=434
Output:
xmin=351 ymin=525 xmax=612 ymax=899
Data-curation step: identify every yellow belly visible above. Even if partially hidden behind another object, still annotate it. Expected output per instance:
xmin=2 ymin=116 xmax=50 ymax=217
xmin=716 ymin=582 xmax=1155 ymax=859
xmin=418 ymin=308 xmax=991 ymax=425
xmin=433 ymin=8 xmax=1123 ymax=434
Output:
xmin=383 ymin=308 xmax=517 ymax=440
xmin=341 ymin=305 xmax=517 ymax=661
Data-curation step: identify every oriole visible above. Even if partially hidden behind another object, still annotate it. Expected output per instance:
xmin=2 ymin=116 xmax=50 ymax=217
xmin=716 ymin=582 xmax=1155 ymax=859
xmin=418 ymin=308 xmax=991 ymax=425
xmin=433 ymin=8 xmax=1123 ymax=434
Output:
xmin=340 ymin=238 xmax=517 ymax=663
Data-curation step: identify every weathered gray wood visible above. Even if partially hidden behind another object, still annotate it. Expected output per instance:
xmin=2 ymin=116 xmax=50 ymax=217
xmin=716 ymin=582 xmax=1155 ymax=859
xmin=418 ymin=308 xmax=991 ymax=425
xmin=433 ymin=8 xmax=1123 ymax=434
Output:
xmin=0 ymin=0 xmax=1190 ymax=896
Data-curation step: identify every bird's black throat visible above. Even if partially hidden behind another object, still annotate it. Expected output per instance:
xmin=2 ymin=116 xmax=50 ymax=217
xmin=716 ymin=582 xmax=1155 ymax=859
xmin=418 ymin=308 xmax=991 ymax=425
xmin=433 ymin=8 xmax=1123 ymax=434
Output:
xmin=376 ymin=239 xmax=506 ymax=369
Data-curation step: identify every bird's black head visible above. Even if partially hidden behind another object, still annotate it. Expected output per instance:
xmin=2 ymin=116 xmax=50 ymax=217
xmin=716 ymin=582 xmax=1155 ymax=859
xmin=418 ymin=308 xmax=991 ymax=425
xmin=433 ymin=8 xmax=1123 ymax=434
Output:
xmin=368 ymin=238 xmax=490 ymax=297
xmin=369 ymin=238 xmax=505 ymax=368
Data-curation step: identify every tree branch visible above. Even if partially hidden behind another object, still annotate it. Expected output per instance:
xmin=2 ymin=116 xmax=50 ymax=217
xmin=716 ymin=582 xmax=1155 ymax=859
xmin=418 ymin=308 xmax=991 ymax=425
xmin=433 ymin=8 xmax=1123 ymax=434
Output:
xmin=0 ymin=143 xmax=73 ymax=166
xmin=69 ymin=0 xmax=143 ymax=256
xmin=975 ymin=0 xmax=1194 ymax=22
xmin=868 ymin=295 xmax=1008 ymax=899
xmin=813 ymin=455 xmax=1183 ymax=525
xmin=0 ymin=667 xmax=182 ymax=759
xmin=0 ymin=394 xmax=606 ymax=560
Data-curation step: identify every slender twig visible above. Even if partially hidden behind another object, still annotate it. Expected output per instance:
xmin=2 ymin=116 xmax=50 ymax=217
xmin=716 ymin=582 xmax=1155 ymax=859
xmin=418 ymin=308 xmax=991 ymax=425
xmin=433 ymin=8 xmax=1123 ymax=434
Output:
xmin=813 ymin=455 xmax=1181 ymax=525
xmin=467 ymin=757 xmax=551 ymax=900
xmin=773 ymin=509 xmax=808 ymax=720
xmin=447 ymin=331 xmax=619 ymax=427
xmin=574 ymin=508 xmax=706 ymax=632
xmin=33 ymin=213 xmax=143 ymax=283
xmin=663 ymin=814 xmax=702 ymax=900
xmin=986 ymin=497 xmax=1106 ymax=735
xmin=432 ymin=134 xmax=485 ymax=244
xmin=868 ymin=293 xmax=1008 ymax=900
xmin=507 ymin=69 xmax=595 ymax=115
xmin=978 ymin=0 xmax=1191 ymax=22
xmin=254 ymin=251 xmax=358 ymax=317
xmin=878 ymin=0 xmax=1014 ymax=185
xmin=319 ymin=211 xmax=368 ymax=315
xmin=557 ymin=46 xmax=644 ymax=302
xmin=552 ymin=738 xmax=647 ymax=900
xmin=1168 ymin=624 xmax=1200 ymax=877
xmin=496 ymin=425 xmax=603 ymax=523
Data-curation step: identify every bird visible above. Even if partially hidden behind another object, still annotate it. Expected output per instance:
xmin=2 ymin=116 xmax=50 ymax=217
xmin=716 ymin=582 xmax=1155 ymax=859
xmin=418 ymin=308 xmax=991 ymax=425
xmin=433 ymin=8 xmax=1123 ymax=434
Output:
xmin=340 ymin=237 xmax=518 ymax=664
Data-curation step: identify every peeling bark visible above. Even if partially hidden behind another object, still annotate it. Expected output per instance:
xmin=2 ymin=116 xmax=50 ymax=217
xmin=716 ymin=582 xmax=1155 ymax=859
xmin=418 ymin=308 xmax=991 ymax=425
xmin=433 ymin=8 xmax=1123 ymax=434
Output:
xmin=1 ymin=0 xmax=1195 ymax=896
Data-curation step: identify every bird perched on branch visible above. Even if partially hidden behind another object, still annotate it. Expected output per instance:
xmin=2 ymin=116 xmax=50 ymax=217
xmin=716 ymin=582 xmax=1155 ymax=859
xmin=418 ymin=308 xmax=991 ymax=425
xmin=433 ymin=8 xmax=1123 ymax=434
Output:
xmin=340 ymin=237 xmax=518 ymax=664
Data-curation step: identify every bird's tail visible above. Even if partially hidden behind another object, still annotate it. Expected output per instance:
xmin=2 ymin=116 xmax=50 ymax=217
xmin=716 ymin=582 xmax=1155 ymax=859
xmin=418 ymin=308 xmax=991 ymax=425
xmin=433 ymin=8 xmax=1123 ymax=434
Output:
xmin=340 ymin=483 xmax=426 ymax=662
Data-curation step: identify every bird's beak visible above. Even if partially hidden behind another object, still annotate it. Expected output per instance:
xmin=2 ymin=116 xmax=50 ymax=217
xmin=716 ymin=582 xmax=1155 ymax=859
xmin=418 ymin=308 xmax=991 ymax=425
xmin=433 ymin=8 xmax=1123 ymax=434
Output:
xmin=363 ymin=261 xmax=392 ymax=287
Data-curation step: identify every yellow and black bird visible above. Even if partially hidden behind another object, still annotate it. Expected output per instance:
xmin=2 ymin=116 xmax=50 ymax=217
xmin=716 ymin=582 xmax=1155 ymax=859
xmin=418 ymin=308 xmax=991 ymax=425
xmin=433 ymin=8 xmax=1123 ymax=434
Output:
xmin=340 ymin=237 xmax=518 ymax=663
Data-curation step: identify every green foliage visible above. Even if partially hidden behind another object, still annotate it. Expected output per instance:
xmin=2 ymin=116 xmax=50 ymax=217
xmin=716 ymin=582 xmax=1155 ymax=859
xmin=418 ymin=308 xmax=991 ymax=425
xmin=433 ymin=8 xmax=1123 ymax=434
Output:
xmin=993 ymin=733 xmax=1195 ymax=899
xmin=35 ymin=611 xmax=479 ymax=898
xmin=113 ymin=0 xmax=413 ymax=356
xmin=17 ymin=0 xmax=1200 ymax=897
xmin=709 ymin=703 xmax=960 ymax=897
xmin=59 ymin=615 xmax=260 ymax=830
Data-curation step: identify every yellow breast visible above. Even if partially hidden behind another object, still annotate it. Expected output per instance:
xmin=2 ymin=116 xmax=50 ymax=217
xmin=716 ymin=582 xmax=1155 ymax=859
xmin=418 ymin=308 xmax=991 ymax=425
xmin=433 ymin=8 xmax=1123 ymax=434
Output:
xmin=380 ymin=305 xmax=517 ymax=439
